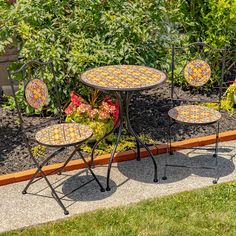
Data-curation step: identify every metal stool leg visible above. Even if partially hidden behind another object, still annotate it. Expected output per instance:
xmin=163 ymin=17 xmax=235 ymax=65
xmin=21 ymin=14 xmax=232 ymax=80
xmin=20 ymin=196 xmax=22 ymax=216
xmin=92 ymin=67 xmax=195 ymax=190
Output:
xmin=212 ymin=122 xmax=220 ymax=184
xmin=106 ymin=120 xmax=123 ymax=191
xmin=136 ymin=140 xmax=141 ymax=161
xmin=91 ymin=118 xmax=120 ymax=167
xmin=77 ymin=150 xmax=105 ymax=192
xmin=162 ymin=118 xmax=174 ymax=180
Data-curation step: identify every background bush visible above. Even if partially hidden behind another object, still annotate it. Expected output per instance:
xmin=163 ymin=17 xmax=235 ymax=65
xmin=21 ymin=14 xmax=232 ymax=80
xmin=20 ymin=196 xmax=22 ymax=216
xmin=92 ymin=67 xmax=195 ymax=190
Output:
xmin=0 ymin=0 xmax=235 ymax=111
xmin=167 ymin=0 xmax=235 ymax=72
xmin=0 ymin=0 xmax=176 ymax=109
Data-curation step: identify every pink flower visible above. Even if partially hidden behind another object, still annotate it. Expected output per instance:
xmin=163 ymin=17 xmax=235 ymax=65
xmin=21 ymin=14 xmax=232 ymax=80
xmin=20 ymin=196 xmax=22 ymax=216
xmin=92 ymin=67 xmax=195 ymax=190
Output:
xmin=101 ymin=101 xmax=110 ymax=112
xmin=101 ymin=101 xmax=109 ymax=110
xmin=88 ymin=109 xmax=99 ymax=119
xmin=78 ymin=104 xmax=92 ymax=113
xmin=65 ymin=103 xmax=74 ymax=114
xmin=70 ymin=91 xmax=81 ymax=107
xmin=100 ymin=100 xmax=116 ymax=114
xmin=104 ymin=96 xmax=114 ymax=106
xmin=109 ymin=104 xmax=116 ymax=114
xmin=99 ymin=110 xmax=110 ymax=120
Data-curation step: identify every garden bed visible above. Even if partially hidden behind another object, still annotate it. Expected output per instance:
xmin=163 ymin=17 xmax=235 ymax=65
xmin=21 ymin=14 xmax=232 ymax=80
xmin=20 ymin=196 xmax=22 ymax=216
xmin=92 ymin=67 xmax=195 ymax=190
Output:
xmin=1 ymin=83 xmax=236 ymax=175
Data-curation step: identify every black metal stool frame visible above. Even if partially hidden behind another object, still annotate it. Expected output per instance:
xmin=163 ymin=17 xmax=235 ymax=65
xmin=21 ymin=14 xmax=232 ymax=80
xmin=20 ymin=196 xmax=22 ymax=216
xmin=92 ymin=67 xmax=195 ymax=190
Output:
xmin=162 ymin=42 xmax=227 ymax=184
xmin=8 ymin=60 xmax=104 ymax=215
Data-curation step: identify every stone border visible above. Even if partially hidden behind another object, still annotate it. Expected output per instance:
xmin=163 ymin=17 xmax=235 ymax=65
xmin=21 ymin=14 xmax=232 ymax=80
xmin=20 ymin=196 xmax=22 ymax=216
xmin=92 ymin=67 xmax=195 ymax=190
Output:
xmin=1 ymin=130 xmax=236 ymax=186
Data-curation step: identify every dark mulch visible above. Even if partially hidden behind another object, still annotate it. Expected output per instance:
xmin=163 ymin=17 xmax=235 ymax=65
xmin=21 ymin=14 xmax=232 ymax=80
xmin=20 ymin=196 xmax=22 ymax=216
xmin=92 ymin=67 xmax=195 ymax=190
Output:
xmin=1 ymin=82 xmax=236 ymax=175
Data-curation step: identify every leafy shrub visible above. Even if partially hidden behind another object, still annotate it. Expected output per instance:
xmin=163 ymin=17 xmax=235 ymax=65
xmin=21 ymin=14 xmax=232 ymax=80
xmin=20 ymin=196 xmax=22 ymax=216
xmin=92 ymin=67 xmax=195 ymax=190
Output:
xmin=1 ymin=0 xmax=235 ymax=115
xmin=167 ymin=0 xmax=236 ymax=70
xmin=0 ymin=0 xmax=175 ymax=112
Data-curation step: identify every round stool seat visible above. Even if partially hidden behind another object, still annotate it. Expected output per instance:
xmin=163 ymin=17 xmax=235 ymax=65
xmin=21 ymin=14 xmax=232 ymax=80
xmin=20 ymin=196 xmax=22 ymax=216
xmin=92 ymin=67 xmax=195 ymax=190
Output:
xmin=35 ymin=123 xmax=93 ymax=147
xmin=168 ymin=105 xmax=221 ymax=125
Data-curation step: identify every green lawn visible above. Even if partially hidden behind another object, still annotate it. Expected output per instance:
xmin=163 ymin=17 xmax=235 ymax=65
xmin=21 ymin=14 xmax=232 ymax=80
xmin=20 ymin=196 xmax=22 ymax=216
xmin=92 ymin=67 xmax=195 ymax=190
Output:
xmin=2 ymin=182 xmax=236 ymax=236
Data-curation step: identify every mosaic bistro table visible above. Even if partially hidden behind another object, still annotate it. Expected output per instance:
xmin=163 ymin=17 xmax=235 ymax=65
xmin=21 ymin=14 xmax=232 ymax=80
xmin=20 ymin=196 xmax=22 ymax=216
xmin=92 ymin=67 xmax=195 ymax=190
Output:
xmin=81 ymin=65 xmax=167 ymax=190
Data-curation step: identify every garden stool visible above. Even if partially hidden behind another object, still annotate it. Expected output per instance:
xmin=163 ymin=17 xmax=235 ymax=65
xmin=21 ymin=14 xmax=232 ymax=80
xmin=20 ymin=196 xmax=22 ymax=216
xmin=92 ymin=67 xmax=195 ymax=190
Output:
xmin=8 ymin=60 xmax=104 ymax=215
xmin=163 ymin=42 xmax=227 ymax=184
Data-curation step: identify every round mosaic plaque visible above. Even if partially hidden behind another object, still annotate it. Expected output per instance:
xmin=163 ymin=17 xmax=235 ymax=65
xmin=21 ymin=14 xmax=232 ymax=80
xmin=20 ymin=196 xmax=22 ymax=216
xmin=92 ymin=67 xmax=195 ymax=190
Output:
xmin=81 ymin=65 xmax=166 ymax=91
xmin=184 ymin=59 xmax=211 ymax=87
xmin=25 ymin=79 xmax=48 ymax=109
xmin=168 ymin=105 xmax=221 ymax=125
xmin=35 ymin=123 xmax=93 ymax=147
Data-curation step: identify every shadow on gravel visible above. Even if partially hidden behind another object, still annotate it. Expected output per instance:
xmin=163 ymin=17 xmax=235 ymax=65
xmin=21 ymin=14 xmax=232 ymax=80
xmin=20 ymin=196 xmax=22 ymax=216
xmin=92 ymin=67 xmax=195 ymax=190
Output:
xmin=117 ymin=151 xmax=235 ymax=184
xmin=117 ymin=154 xmax=191 ymax=184
xmin=62 ymin=172 xmax=116 ymax=202
xmin=190 ymin=154 xmax=235 ymax=178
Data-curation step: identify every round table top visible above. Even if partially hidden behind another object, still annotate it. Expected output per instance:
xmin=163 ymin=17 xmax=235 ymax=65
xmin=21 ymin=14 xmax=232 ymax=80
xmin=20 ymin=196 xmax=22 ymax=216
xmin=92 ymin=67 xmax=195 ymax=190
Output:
xmin=80 ymin=65 xmax=166 ymax=91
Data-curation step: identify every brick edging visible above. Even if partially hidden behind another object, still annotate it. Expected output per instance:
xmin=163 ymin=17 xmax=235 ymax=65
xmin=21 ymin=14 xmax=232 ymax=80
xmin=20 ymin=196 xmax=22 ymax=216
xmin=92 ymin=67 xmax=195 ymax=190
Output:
xmin=1 ymin=130 xmax=236 ymax=186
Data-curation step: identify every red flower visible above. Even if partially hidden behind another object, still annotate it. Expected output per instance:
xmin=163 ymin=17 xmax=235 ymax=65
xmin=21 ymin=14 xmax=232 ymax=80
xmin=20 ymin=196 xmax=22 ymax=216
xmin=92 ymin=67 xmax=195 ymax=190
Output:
xmin=65 ymin=103 xmax=74 ymax=114
xmin=70 ymin=91 xmax=81 ymax=107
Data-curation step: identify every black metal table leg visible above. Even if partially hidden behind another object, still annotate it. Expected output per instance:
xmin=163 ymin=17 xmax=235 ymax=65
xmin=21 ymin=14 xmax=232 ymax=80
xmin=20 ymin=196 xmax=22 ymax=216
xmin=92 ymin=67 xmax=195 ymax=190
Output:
xmin=106 ymin=91 xmax=158 ymax=191
xmin=125 ymin=92 xmax=158 ymax=182
xmin=95 ymin=91 xmax=159 ymax=191
xmin=106 ymin=92 xmax=124 ymax=191
xmin=125 ymin=92 xmax=141 ymax=161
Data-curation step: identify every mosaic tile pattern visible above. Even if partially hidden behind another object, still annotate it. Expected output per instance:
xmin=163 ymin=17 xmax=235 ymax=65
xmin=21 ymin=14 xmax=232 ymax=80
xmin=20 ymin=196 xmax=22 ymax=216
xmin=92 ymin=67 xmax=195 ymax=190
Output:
xmin=81 ymin=65 xmax=166 ymax=91
xmin=184 ymin=59 xmax=211 ymax=87
xmin=25 ymin=79 xmax=48 ymax=109
xmin=35 ymin=123 xmax=93 ymax=147
xmin=168 ymin=105 xmax=221 ymax=124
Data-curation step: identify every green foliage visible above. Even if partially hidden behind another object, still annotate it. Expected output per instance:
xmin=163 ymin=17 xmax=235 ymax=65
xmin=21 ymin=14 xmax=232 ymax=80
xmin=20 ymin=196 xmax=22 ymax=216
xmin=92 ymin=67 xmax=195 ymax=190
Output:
xmin=1 ymin=0 xmax=234 ymax=112
xmin=203 ymin=0 xmax=236 ymax=48
xmin=166 ymin=0 xmax=236 ymax=47
xmin=2 ymin=94 xmax=16 ymax=110
xmin=81 ymin=135 xmax=136 ymax=156
xmin=221 ymin=84 xmax=236 ymax=115
xmin=31 ymin=145 xmax=46 ymax=158
xmin=81 ymin=133 xmax=156 ymax=156
xmin=0 ymin=0 xmax=174 ymax=113
xmin=167 ymin=0 xmax=236 ymax=68
xmin=204 ymin=84 xmax=236 ymax=115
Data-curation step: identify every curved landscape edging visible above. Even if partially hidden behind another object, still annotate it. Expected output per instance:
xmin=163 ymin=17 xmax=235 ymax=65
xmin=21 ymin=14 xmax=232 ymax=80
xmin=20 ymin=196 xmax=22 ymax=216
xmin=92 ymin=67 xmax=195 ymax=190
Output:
xmin=1 ymin=129 xmax=236 ymax=186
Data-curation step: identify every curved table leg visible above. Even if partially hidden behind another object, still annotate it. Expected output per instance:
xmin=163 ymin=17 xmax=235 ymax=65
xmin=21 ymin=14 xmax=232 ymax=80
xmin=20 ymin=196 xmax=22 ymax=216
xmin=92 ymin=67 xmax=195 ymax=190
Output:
xmin=125 ymin=92 xmax=158 ymax=182
xmin=106 ymin=92 xmax=124 ymax=191
xmin=125 ymin=92 xmax=141 ymax=161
